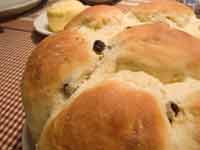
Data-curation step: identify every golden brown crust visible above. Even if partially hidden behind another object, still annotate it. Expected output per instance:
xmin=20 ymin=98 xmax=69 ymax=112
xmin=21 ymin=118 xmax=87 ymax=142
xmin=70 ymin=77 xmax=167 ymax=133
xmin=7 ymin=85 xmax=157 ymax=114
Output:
xmin=38 ymin=80 xmax=169 ymax=150
xmin=113 ymin=23 xmax=200 ymax=83
xmin=65 ymin=5 xmax=123 ymax=30
xmin=23 ymin=30 xmax=95 ymax=92
xmin=22 ymin=30 xmax=97 ymax=142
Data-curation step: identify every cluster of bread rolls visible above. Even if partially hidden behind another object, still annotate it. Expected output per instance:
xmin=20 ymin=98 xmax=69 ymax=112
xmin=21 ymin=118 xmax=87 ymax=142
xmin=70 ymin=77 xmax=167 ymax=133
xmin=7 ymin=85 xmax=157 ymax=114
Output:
xmin=22 ymin=0 xmax=200 ymax=149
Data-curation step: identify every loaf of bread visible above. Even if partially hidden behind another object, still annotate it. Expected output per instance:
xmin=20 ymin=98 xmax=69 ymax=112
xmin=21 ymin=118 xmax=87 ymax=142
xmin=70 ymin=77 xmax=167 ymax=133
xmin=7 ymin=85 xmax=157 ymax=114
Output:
xmin=22 ymin=1 xmax=200 ymax=150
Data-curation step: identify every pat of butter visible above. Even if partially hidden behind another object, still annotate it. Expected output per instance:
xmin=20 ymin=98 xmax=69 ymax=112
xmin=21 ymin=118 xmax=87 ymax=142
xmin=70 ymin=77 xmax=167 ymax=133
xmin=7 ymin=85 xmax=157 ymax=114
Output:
xmin=47 ymin=0 xmax=87 ymax=32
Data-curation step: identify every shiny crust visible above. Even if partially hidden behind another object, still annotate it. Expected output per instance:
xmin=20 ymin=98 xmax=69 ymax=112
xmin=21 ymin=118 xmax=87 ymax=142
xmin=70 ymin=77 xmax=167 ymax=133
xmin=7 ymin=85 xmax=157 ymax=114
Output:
xmin=38 ymin=80 xmax=169 ymax=150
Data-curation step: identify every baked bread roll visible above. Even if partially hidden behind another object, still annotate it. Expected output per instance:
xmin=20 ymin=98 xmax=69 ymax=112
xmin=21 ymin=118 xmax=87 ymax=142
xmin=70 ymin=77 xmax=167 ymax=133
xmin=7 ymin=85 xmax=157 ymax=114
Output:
xmin=22 ymin=1 xmax=200 ymax=149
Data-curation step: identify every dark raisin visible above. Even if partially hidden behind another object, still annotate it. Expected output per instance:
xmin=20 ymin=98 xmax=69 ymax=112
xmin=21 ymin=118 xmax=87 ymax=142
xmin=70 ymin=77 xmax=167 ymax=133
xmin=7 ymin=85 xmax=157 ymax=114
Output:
xmin=126 ymin=26 xmax=132 ymax=29
xmin=166 ymin=101 xmax=180 ymax=124
xmin=170 ymin=102 xmax=180 ymax=116
xmin=93 ymin=40 xmax=106 ymax=54
xmin=63 ymin=83 xmax=76 ymax=98
xmin=63 ymin=84 xmax=70 ymax=97
xmin=166 ymin=109 xmax=174 ymax=124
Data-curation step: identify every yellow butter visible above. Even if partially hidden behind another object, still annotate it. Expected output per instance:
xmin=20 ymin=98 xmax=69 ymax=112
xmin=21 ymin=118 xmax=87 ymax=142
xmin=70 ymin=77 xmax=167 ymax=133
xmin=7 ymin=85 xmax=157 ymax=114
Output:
xmin=47 ymin=0 xmax=87 ymax=32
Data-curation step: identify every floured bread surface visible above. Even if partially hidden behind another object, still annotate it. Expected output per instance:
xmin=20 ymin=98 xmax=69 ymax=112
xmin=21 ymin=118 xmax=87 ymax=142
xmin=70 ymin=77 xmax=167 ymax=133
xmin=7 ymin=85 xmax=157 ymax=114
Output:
xmin=22 ymin=2 xmax=200 ymax=150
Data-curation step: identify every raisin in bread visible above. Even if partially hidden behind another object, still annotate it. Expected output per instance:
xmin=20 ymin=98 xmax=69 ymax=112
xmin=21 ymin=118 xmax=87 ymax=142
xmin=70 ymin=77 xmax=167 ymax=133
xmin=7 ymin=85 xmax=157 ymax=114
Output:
xmin=22 ymin=1 xmax=200 ymax=150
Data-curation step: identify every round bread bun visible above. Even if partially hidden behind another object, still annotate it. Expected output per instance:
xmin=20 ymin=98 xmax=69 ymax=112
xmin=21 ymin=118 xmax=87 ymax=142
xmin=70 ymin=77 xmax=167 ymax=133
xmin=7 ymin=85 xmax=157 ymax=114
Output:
xmin=22 ymin=1 xmax=200 ymax=149
xmin=38 ymin=77 xmax=170 ymax=150
xmin=22 ymin=30 xmax=98 ymax=143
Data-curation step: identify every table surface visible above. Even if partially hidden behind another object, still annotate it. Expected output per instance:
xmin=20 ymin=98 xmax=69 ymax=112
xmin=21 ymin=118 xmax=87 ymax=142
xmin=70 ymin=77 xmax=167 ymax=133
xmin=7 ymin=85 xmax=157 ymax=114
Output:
xmin=0 ymin=0 xmax=199 ymax=149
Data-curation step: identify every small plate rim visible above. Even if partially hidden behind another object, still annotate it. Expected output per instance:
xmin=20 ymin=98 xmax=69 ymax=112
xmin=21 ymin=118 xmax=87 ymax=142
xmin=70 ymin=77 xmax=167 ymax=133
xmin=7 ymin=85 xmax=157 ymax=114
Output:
xmin=33 ymin=11 xmax=53 ymax=35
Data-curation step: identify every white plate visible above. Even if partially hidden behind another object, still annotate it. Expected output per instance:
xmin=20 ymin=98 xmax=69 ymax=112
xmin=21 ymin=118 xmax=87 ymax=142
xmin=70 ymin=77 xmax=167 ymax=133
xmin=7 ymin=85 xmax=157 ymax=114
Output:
xmin=34 ymin=11 xmax=53 ymax=35
xmin=22 ymin=123 xmax=35 ymax=150
xmin=0 ymin=0 xmax=42 ymax=17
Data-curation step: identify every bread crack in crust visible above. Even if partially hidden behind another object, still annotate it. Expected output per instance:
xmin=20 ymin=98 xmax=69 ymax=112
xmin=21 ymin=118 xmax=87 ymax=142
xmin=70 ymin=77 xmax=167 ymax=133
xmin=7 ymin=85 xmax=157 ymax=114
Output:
xmin=22 ymin=1 xmax=200 ymax=150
